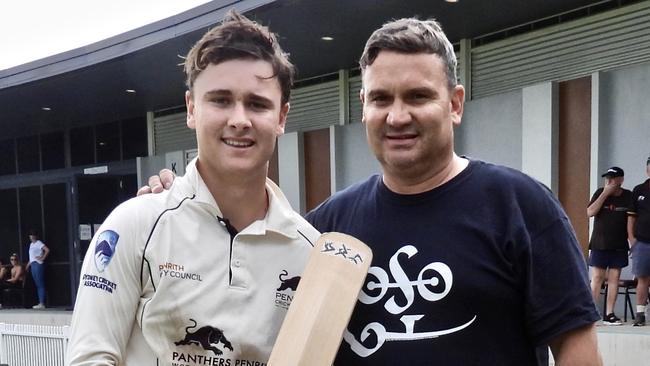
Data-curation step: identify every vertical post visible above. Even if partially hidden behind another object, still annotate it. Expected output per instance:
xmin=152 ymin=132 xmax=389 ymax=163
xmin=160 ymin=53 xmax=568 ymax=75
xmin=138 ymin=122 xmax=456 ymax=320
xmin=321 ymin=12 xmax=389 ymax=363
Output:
xmin=338 ymin=69 xmax=349 ymax=126
xmin=459 ymin=39 xmax=472 ymax=100
xmin=146 ymin=111 xmax=155 ymax=156
xmin=589 ymin=72 xmax=601 ymax=236
xmin=329 ymin=125 xmax=337 ymax=194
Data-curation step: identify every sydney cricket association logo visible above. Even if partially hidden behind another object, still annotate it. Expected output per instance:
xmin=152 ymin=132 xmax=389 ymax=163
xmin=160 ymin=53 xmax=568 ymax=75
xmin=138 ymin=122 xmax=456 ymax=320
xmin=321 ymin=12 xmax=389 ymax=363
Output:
xmin=94 ymin=230 xmax=119 ymax=272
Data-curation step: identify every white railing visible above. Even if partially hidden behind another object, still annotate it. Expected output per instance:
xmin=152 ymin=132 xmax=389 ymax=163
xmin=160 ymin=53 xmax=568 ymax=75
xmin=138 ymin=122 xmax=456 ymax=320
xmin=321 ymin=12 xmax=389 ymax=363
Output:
xmin=0 ymin=323 xmax=70 ymax=366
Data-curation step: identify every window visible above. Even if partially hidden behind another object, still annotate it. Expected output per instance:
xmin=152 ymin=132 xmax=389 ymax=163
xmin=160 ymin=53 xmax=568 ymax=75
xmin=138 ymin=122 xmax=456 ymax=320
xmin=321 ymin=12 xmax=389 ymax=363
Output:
xmin=42 ymin=184 xmax=69 ymax=263
xmin=0 ymin=139 xmax=16 ymax=175
xmin=41 ymin=132 xmax=66 ymax=170
xmin=96 ymin=122 xmax=121 ymax=163
xmin=122 ymin=117 xmax=148 ymax=159
xmin=17 ymin=135 xmax=40 ymax=173
xmin=18 ymin=186 xmax=42 ymax=247
xmin=0 ymin=188 xmax=19 ymax=258
xmin=70 ymin=126 xmax=95 ymax=166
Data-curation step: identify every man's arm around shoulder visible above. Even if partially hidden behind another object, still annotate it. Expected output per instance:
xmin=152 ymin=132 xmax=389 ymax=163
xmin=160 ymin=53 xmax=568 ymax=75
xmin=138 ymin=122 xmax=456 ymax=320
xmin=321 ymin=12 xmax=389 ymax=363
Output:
xmin=549 ymin=323 xmax=602 ymax=365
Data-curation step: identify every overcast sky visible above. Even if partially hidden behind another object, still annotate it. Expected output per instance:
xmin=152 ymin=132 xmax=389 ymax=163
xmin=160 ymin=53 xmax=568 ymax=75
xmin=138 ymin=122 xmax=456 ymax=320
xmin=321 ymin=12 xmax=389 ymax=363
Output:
xmin=0 ymin=0 xmax=212 ymax=71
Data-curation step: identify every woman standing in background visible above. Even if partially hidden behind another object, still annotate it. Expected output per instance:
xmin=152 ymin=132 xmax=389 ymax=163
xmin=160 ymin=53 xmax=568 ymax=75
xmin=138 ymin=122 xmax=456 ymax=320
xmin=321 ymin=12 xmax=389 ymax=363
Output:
xmin=26 ymin=230 xmax=49 ymax=309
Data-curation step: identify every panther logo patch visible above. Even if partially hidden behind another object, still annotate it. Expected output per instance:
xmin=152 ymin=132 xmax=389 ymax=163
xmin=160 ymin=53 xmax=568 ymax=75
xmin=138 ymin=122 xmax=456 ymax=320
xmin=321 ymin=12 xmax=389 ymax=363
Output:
xmin=175 ymin=318 xmax=234 ymax=355
xmin=277 ymin=269 xmax=300 ymax=291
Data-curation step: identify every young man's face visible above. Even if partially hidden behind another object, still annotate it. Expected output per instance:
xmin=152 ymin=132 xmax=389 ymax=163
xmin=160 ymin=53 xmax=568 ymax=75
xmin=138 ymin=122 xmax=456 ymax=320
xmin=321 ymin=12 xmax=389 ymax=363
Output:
xmin=360 ymin=51 xmax=464 ymax=180
xmin=186 ymin=59 xmax=288 ymax=178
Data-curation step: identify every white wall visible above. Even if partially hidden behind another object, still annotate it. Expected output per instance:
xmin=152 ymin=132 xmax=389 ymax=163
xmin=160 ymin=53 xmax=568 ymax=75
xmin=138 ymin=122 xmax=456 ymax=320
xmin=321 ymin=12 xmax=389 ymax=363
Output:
xmin=278 ymin=132 xmax=305 ymax=213
xmin=598 ymin=62 xmax=650 ymax=188
xmin=457 ymin=90 xmax=523 ymax=170
xmin=521 ymin=82 xmax=558 ymax=192
xmin=332 ymin=122 xmax=381 ymax=191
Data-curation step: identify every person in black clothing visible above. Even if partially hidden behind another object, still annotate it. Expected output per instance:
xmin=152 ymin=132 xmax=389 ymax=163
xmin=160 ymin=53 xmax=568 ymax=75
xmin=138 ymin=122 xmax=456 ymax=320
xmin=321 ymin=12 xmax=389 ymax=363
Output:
xmin=628 ymin=157 xmax=650 ymax=326
xmin=304 ymin=17 xmax=601 ymax=366
xmin=587 ymin=166 xmax=632 ymax=325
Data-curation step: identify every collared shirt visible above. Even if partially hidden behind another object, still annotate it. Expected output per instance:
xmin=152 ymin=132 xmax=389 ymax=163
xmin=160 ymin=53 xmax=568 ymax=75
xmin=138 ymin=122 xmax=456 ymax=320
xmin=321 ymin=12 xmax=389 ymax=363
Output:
xmin=68 ymin=158 xmax=319 ymax=366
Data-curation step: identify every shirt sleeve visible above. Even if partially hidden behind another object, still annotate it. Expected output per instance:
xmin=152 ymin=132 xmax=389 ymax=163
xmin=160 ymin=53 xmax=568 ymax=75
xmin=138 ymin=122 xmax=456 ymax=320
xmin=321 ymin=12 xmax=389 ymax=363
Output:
xmin=67 ymin=199 xmax=145 ymax=365
xmin=523 ymin=218 xmax=600 ymax=345
xmin=588 ymin=188 xmax=603 ymax=206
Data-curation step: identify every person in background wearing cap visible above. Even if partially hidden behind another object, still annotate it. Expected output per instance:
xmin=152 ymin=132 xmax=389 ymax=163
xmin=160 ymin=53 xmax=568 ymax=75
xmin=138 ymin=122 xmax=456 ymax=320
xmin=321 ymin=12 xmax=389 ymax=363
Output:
xmin=628 ymin=157 xmax=650 ymax=326
xmin=587 ymin=166 xmax=631 ymax=325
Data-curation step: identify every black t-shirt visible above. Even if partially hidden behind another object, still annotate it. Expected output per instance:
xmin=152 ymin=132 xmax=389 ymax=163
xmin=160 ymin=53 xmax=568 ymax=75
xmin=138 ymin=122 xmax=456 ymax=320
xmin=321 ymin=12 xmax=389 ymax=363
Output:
xmin=630 ymin=179 xmax=650 ymax=242
xmin=306 ymin=160 xmax=598 ymax=366
xmin=588 ymin=188 xmax=632 ymax=250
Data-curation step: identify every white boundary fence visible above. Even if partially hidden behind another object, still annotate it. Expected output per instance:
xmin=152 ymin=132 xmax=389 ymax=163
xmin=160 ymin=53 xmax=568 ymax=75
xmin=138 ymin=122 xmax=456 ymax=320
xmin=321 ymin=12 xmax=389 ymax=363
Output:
xmin=0 ymin=323 xmax=70 ymax=366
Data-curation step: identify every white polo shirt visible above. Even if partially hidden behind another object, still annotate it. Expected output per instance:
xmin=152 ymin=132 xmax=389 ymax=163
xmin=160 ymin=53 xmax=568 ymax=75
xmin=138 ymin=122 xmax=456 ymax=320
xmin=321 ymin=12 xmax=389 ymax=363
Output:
xmin=68 ymin=158 xmax=320 ymax=366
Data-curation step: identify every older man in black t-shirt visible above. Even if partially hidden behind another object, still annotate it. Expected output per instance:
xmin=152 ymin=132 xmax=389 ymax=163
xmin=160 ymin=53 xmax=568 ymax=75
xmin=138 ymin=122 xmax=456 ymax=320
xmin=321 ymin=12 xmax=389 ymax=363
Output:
xmin=587 ymin=166 xmax=632 ymax=325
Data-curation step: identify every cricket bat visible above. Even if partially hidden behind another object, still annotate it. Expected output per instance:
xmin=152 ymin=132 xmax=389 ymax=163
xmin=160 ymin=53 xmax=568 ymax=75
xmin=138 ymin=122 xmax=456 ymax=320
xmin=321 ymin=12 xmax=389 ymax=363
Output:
xmin=267 ymin=232 xmax=372 ymax=366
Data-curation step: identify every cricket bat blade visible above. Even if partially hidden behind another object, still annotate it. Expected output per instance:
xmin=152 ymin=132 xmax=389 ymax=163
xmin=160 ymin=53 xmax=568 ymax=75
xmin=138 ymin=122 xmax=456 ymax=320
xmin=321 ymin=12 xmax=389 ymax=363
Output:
xmin=267 ymin=232 xmax=372 ymax=366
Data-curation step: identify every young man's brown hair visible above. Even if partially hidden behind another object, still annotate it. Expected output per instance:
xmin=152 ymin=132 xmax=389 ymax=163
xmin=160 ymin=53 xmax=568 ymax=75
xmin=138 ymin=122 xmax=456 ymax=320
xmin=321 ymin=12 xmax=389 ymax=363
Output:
xmin=184 ymin=10 xmax=295 ymax=104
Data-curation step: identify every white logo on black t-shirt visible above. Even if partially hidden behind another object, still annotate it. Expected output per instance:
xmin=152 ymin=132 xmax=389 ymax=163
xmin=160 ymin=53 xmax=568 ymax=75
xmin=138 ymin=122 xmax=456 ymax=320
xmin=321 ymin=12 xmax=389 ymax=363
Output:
xmin=343 ymin=245 xmax=476 ymax=357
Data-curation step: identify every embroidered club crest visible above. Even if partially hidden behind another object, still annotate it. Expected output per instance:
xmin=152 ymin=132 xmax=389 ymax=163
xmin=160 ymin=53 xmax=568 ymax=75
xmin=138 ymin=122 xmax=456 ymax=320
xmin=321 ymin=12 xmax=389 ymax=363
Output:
xmin=94 ymin=230 xmax=120 ymax=272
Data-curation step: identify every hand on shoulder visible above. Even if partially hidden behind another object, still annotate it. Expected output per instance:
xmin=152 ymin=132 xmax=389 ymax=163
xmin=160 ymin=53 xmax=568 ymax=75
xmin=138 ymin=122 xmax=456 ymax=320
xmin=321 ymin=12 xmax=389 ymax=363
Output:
xmin=137 ymin=169 xmax=176 ymax=196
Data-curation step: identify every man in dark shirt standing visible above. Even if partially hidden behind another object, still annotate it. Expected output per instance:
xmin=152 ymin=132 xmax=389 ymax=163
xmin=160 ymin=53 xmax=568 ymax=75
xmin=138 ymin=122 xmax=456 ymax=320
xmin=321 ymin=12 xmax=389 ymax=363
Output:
xmin=628 ymin=157 xmax=650 ymax=326
xmin=306 ymin=17 xmax=601 ymax=366
xmin=587 ymin=166 xmax=632 ymax=325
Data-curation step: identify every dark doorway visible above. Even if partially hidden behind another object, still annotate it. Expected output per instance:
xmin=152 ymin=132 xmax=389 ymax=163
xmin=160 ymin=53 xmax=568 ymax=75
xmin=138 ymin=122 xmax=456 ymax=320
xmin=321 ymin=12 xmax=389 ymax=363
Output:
xmin=71 ymin=174 xmax=137 ymax=300
xmin=75 ymin=174 xmax=137 ymax=258
xmin=42 ymin=183 xmax=72 ymax=307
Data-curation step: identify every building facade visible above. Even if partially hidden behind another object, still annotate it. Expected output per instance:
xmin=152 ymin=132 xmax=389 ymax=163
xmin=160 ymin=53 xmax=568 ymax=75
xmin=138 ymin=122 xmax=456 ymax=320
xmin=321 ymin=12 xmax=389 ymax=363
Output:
xmin=1 ymin=0 xmax=649 ymax=307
